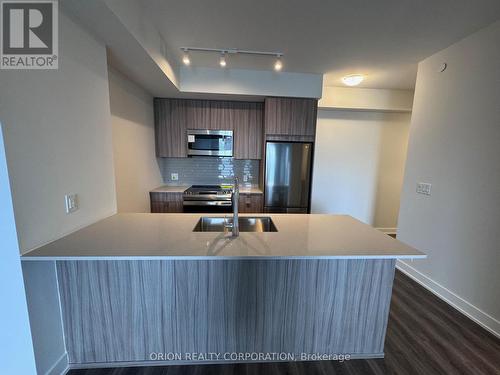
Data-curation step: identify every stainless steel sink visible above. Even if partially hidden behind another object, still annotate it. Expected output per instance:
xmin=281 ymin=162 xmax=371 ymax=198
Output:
xmin=193 ymin=216 xmax=278 ymax=232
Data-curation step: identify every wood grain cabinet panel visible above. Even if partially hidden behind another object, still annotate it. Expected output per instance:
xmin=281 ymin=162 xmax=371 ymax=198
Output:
xmin=232 ymin=102 xmax=263 ymax=159
xmin=264 ymin=97 xmax=318 ymax=137
xmin=185 ymin=100 xmax=211 ymax=129
xmin=57 ymin=259 xmax=395 ymax=364
xmin=209 ymin=100 xmax=235 ymax=130
xmin=154 ymin=99 xmax=264 ymax=159
xmin=209 ymin=101 xmax=263 ymax=159
xmin=239 ymin=193 xmax=264 ymax=213
xmin=150 ymin=192 xmax=183 ymax=213
xmin=154 ymin=99 xmax=187 ymax=157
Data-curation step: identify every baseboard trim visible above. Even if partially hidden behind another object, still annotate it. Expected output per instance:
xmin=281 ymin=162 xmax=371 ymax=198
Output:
xmin=45 ymin=352 xmax=69 ymax=375
xmin=68 ymin=353 xmax=384 ymax=369
xmin=396 ymin=260 xmax=500 ymax=339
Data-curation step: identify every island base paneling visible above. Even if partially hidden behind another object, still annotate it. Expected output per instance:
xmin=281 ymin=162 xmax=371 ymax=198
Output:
xmin=56 ymin=259 xmax=395 ymax=365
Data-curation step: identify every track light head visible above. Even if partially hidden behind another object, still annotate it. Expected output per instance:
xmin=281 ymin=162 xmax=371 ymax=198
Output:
xmin=274 ymin=55 xmax=283 ymax=71
xmin=219 ymin=52 xmax=227 ymax=67
xmin=182 ymin=49 xmax=190 ymax=65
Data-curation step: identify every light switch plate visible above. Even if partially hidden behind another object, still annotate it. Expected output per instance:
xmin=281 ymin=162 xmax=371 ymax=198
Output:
xmin=171 ymin=173 xmax=179 ymax=181
xmin=65 ymin=193 xmax=78 ymax=213
xmin=416 ymin=182 xmax=432 ymax=196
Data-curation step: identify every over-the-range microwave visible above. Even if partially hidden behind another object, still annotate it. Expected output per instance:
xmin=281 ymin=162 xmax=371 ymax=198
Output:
xmin=187 ymin=129 xmax=233 ymax=157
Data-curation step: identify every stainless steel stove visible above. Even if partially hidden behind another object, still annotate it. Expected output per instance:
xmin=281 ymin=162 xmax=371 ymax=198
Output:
xmin=183 ymin=185 xmax=233 ymax=213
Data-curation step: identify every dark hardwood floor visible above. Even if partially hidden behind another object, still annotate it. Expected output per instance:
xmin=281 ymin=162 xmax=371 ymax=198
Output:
xmin=68 ymin=270 xmax=500 ymax=375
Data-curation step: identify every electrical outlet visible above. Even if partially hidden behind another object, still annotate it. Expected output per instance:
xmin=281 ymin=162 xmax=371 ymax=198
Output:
xmin=416 ymin=182 xmax=432 ymax=196
xmin=171 ymin=173 xmax=179 ymax=181
xmin=65 ymin=193 xmax=78 ymax=213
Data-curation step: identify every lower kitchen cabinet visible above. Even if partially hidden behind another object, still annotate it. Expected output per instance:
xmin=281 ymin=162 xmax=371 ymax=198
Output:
xmin=151 ymin=191 xmax=263 ymax=213
xmin=239 ymin=193 xmax=264 ymax=213
xmin=150 ymin=192 xmax=183 ymax=213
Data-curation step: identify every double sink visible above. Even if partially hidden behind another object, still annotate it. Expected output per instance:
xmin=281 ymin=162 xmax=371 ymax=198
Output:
xmin=193 ymin=217 xmax=278 ymax=232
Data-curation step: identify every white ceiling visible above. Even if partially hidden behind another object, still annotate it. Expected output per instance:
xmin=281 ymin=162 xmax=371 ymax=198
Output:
xmin=140 ymin=0 xmax=500 ymax=89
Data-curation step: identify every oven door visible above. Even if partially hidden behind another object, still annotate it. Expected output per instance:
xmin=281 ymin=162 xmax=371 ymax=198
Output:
xmin=187 ymin=130 xmax=233 ymax=157
xmin=183 ymin=200 xmax=233 ymax=213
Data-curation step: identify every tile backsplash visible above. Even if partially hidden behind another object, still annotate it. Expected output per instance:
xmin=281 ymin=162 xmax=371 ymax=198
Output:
xmin=158 ymin=157 xmax=260 ymax=187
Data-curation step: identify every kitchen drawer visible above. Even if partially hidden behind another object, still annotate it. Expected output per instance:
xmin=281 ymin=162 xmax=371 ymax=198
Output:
xmin=238 ymin=193 xmax=264 ymax=213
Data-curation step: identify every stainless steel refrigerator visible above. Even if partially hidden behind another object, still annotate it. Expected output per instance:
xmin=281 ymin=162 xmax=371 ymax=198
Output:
xmin=264 ymin=141 xmax=313 ymax=213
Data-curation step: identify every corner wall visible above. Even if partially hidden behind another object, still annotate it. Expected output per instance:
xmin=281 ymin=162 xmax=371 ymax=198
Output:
xmin=0 ymin=12 xmax=117 ymax=254
xmin=22 ymin=261 xmax=68 ymax=375
xmin=311 ymin=109 xmax=410 ymax=229
xmin=0 ymin=10 xmax=119 ymax=375
xmin=0 ymin=126 xmax=37 ymax=375
xmin=397 ymin=20 xmax=500 ymax=336
xmin=109 ymin=69 xmax=162 ymax=212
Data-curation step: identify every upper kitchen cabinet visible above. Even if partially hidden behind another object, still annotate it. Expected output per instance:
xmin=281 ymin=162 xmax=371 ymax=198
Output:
xmin=209 ymin=101 xmax=235 ymax=130
xmin=154 ymin=99 xmax=187 ymax=157
xmin=154 ymin=98 xmax=264 ymax=159
xmin=264 ymin=97 xmax=318 ymax=137
xmin=230 ymin=102 xmax=263 ymax=159
xmin=210 ymin=100 xmax=263 ymax=159
xmin=185 ymin=100 xmax=212 ymax=129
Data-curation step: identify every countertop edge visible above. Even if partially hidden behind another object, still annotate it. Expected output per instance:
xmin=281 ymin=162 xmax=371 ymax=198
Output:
xmin=21 ymin=254 xmax=427 ymax=261
xmin=150 ymin=186 xmax=264 ymax=194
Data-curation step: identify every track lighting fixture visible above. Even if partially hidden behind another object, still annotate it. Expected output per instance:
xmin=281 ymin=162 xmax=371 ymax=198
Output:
xmin=181 ymin=47 xmax=284 ymax=71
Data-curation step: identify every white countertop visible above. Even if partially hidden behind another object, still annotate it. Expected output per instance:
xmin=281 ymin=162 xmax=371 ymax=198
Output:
xmin=239 ymin=186 xmax=263 ymax=194
xmin=150 ymin=185 xmax=263 ymax=194
xmin=150 ymin=185 xmax=190 ymax=193
xmin=21 ymin=213 xmax=425 ymax=260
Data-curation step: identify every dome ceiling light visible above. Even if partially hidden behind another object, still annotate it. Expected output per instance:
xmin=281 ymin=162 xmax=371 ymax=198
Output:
xmin=342 ymin=74 xmax=364 ymax=86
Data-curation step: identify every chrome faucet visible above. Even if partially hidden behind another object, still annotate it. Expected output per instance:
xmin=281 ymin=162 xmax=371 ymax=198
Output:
xmin=231 ymin=177 xmax=239 ymax=237
xmin=223 ymin=178 xmax=240 ymax=237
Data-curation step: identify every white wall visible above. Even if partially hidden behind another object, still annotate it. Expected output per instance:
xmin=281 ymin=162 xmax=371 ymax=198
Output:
xmin=109 ymin=69 xmax=163 ymax=212
xmin=104 ymin=0 xmax=180 ymax=87
xmin=0 ymin=126 xmax=37 ymax=375
xmin=0 ymin=11 xmax=119 ymax=374
xmin=397 ymin=20 xmax=500 ymax=336
xmin=180 ymin=66 xmax=323 ymax=99
xmin=0 ymin=12 xmax=117 ymax=254
xmin=22 ymin=261 xmax=67 ymax=375
xmin=319 ymin=86 xmax=414 ymax=112
xmin=311 ymin=109 xmax=410 ymax=229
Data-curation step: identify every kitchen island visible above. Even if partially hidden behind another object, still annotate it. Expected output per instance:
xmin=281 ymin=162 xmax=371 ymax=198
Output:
xmin=22 ymin=213 xmax=424 ymax=366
